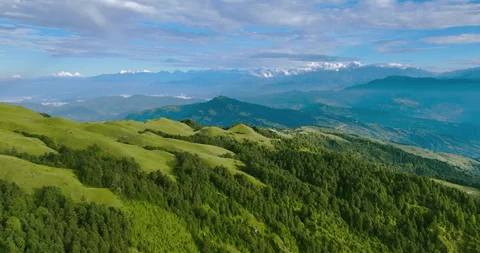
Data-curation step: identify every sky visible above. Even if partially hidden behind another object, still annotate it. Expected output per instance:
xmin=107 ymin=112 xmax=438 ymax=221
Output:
xmin=0 ymin=0 xmax=479 ymax=77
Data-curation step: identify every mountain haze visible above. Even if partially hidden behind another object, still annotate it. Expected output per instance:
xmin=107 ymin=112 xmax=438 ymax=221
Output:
xmin=126 ymin=96 xmax=480 ymax=158
xmin=16 ymin=95 xmax=204 ymax=122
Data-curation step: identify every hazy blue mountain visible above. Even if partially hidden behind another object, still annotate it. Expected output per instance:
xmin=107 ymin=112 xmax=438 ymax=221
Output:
xmin=17 ymin=95 xmax=203 ymax=122
xmin=245 ymin=77 xmax=480 ymax=125
xmin=348 ymin=76 xmax=480 ymax=91
xmin=126 ymin=96 xmax=316 ymax=128
xmin=126 ymin=96 xmax=480 ymax=158
xmin=342 ymin=77 xmax=480 ymax=125
xmin=240 ymin=90 xmax=331 ymax=109
xmin=439 ymin=67 xmax=480 ymax=79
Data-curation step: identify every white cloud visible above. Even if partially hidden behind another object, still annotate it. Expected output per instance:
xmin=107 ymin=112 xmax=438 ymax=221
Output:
xmin=0 ymin=0 xmax=479 ymax=70
xmin=52 ymin=71 xmax=84 ymax=77
xmin=41 ymin=102 xmax=69 ymax=107
xmin=174 ymin=93 xmax=192 ymax=99
xmin=10 ymin=74 xmax=23 ymax=79
xmin=421 ymin=34 xmax=480 ymax=44
xmin=102 ymin=0 xmax=156 ymax=14
xmin=2 ymin=1 xmax=479 ymax=37
xmin=0 ymin=74 xmax=23 ymax=79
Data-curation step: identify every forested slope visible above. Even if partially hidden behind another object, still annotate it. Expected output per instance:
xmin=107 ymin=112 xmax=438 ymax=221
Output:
xmin=0 ymin=103 xmax=479 ymax=252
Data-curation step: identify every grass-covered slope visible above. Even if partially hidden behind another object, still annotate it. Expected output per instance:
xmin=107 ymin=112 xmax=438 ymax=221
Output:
xmin=0 ymin=103 xmax=243 ymax=175
xmin=0 ymin=154 xmax=122 ymax=207
xmin=1 ymin=102 xmax=480 ymax=252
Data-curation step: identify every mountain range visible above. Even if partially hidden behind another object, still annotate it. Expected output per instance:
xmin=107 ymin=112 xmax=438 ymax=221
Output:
xmin=242 ymin=76 xmax=480 ymax=125
xmin=4 ymin=62 xmax=479 ymax=102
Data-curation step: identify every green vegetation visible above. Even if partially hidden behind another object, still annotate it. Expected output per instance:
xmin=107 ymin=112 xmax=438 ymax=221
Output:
xmin=435 ymin=180 xmax=480 ymax=198
xmin=388 ymin=143 xmax=480 ymax=173
xmin=125 ymin=201 xmax=199 ymax=253
xmin=0 ymin=181 xmax=131 ymax=252
xmin=0 ymin=129 xmax=56 ymax=156
xmin=281 ymin=130 xmax=480 ymax=189
xmin=0 ymin=155 xmax=121 ymax=207
xmin=1 ymin=103 xmax=480 ymax=252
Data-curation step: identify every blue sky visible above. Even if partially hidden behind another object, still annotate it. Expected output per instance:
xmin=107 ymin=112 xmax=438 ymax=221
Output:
xmin=0 ymin=0 xmax=479 ymax=77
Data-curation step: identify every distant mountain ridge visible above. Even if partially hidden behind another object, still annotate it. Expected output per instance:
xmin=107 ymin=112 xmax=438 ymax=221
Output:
xmin=126 ymin=96 xmax=316 ymax=128
xmin=439 ymin=67 xmax=480 ymax=79
xmin=125 ymin=96 xmax=480 ymax=158
xmin=349 ymin=76 xmax=480 ymax=91
xmin=243 ymin=76 xmax=480 ymax=126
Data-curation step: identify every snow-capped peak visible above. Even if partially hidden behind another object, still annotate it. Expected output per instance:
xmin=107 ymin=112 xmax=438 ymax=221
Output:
xmin=120 ymin=70 xmax=134 ymax=74
xmin=304 ymin=62 xmax=348 ymax=71
xmin=249 ymin=68 xmax=275 ymax=78
xmin=250 ymin=61 xmax=361 ymax=78
xmin=119 ymin=69 xmax=151 ymax=74
xmin=348 ymin=61 xmax=364 ymax=67
xmin=52 ymin=71 xmax=84 ymax=77
xmin=247 ymin=61 xmax=424 ymax=78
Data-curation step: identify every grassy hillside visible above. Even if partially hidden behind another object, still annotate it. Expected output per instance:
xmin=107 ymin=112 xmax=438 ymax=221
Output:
xmin=389 ymin=143 xmax=480 ymax=173
xmin=1 ymin=102 xmax=480 ymax=252
xmin=0 ymin=103 xmax=243 ymax=176
xmin=0 ymin=154 xmax=122 ymax=207
xmin=435 ymin=180 xmax=480 ymax=198
xmin=198 ymin=124 xmax=273 ymax=147
xmin=0 ymin=103 xmax=269 ymax=252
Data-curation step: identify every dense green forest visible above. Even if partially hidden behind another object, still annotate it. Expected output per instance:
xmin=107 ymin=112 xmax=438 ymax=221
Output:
xmin=1 ymin=125 xmax=480 ymax=252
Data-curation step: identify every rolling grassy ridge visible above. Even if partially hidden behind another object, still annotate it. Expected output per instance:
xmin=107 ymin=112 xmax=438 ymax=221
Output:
xmin=1 ymin=102 xmax=480 ymax=252
xmin=0 ymin=103 xmax=272 ymax=252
